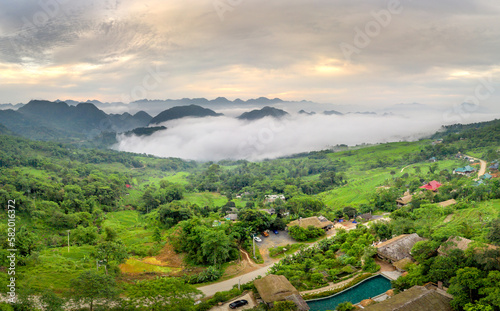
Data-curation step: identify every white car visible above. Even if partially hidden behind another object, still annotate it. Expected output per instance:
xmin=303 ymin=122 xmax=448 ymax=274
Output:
xmin=253 ymin=236 xmax=262 ymax=242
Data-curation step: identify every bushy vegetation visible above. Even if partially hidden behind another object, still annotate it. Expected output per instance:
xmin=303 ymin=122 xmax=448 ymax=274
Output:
xmin=269 ymin=228 xmax=376 ymax=290
xmin=0 ymin=117 xmax=499 ymax=309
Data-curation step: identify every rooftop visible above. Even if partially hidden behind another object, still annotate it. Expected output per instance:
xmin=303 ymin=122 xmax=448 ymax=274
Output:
xmin=420 ymin=180 xmax=442 ymax=191
xmin=363 ymin=285 xmax=453 ymax=311
xmin=254 ymin=275 xmax=301 ymax=303
xmin=376 ymin=233 xmax=424 ymax=262
xmin=437 ymin=199 xmax=457 ymax=208
xmin=396 ymin=195 xmax=413 ymax=205
xmin=287 ymin=216 xmax=333 ymax=229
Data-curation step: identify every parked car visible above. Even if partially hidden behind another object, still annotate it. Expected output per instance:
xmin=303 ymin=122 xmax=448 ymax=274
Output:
xmin=253 ymin=236 xmax=262 ymax=242
xmin=273 ymin=229 xmax=279 ymax=234
xmin=262 ymin=231 xmax=269 ymax=237
xmin=229 ymin=300 xmax=248 ymax=309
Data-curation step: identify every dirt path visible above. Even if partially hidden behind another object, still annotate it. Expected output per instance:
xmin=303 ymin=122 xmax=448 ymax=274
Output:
xmin=477 ymin=159 xmax=487 ymax=177
xmin=240 ymin=249 xmax=255 ymax=267
xmin=401 ymin=165 xmax=411 ymax=173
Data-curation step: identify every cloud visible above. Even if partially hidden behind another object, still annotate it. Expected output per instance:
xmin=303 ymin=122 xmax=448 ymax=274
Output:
xmin=0 ymin=0 xmax=499 ymax=111
xmin=114 ymin=111 xmax=498 ymax=161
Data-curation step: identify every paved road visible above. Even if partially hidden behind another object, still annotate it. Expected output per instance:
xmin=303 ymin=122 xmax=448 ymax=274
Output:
xmin=198 ymin=264 xmax=273 ymax=297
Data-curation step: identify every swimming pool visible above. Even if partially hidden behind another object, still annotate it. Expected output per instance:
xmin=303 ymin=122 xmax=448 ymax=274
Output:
xmin=306 ymin=275 xmax=392 ymax=311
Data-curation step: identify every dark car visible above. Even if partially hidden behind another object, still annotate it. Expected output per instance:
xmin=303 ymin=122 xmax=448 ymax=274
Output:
xmin=273 ymin=229 xmax=279 ymax=234
xmin=229 ymin=299 xmax=248 ymax=309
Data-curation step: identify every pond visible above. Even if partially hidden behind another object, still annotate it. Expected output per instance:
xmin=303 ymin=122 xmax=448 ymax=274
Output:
xmin=306 ymin=275 xmax=392 ymax=311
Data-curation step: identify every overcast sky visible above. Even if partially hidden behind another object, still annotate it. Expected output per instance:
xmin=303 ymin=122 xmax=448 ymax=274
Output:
xmin=0 ymin=0 xmax=499 ymax=111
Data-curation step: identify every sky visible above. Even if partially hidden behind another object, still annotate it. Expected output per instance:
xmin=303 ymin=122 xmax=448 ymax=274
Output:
xmin=0 ymin=0 xmax=499 ymax=112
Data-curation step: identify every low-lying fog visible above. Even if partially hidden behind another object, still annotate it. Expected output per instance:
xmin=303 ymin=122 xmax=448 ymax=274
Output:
xmin=114 ymin=110 xmax=497 ymax=161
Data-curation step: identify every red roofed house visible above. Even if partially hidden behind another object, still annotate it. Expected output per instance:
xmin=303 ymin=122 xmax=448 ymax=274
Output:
xmin=420 ymin=181 xmax=442 ymax=191
xmin=126 ymin=184 xmax=131 ymax=188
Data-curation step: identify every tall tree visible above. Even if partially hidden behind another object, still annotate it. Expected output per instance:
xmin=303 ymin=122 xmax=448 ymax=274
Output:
xmin=201 ymin=230 xmax=232 ymax=266
xmin=69 ymin=270 xmax=120 ymax=311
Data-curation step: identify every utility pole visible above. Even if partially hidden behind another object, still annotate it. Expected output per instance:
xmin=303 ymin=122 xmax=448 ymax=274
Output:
xmin=67 ymin=230 xmax=70 ymax=252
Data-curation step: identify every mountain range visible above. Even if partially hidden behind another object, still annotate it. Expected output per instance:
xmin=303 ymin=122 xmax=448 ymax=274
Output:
xmin=0 ymin=100 xmax=291 ymax=146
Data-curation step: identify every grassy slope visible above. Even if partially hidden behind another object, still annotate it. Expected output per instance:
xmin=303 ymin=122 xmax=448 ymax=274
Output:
xmin=7 ymin=136 xmax=498 ymax=292
xmin=318 ymin=141 xmax=465 ymax=208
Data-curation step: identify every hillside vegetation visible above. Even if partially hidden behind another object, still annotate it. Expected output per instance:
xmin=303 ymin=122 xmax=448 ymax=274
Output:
xmin=0 ymin=119 xmax=499 ymax=310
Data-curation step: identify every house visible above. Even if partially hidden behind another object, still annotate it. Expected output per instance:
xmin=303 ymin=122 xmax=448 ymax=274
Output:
xmin=363 ymin=284 xmax=453 ymax=311
xmin=490 ymin=163 xmax=499 ymax=171
xmin=264 ymin=194 xmax=286 ymax=203
xmin=376 ymin=233 xmax=424 ymax=263
xmin=254 ymin=275 xmax=309 ymax=311
xmin=358 ymin=213 xmax=374 ymax=221
xmin=396 ymin=194 xmax=413 ymax=207
xmin=454 ymin=165 xmax=476 ymax=175
xmin=287 ymin=216 xmax=334 ymax=231
xmin=429 ymin=157 xmax=437 ymax=162
xmin=420 ymin=181 xmax=442 ymax=191
xmin=437 ymin=199 xmax=457 ymax=208
xmin=225 ymin=214 xmax=238 ymax=221
xmin=261 ymin=208 xmax=276 ymax=215
xmin=481 ymin=173 xmax=492 ymax=180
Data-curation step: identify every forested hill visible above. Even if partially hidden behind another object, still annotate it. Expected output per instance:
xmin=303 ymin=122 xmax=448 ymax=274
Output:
xmin=149 ymin=105 xmax=223 ymax=125
xmin=237 ymin=106 xmax=289 ymax=120
xmin=0 ymin=100 xmax=152 ymax=143
xmin=431 ymin=118 xmax=500 ymax=140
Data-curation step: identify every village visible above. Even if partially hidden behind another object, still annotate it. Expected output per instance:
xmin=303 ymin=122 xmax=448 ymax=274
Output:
xmin=201 ymin=154 xmax=500 ymax=311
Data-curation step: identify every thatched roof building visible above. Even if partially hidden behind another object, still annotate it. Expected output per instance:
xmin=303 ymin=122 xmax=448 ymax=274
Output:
xmin=225 ymin=213 xmax=238 ymax=221
xmin=284 ymin=294 xmax=310 ymax=311
xmin=287 ymin=216 xmax=333 ymax=230
xmin=358 ymin=213 xmax=373 ymax=221
xmin=438 ymin=199 xmax=457 ymax=208
xmin=376 ymin=233 xmax=424 ymax=262
xmin=254 ymin=275 xmax=309 ymax=310
xmin=364 ymin=285 xmax=453 ymax=311
xmin=396 ymin=194 xmax=413 ymax=206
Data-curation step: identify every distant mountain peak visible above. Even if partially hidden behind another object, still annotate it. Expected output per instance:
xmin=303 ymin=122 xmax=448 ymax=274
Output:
xmin=149 ymin=105 xmax=223 ymax=125
xmin=323 ymin=110 xmax=343 ymax=116
xmin=237 ymin=106 xmax=289 ymax=120
xmin=298 ymin=110 xmax=316 ymax=115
